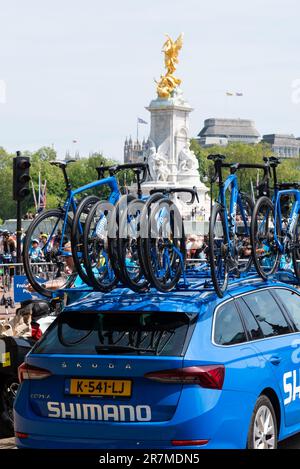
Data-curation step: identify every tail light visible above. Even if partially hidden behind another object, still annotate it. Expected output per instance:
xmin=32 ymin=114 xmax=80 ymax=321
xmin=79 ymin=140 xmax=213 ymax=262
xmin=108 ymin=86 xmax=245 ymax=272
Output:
xmin=172 ymin=439 xmax=209 ymax=446
xmin=145 ymin=365 xmax=225 ymax=390
xmin=18 ymin=362 xmax=51 ymax=383
xmin=15 ymin=432 xmax=29 ymax=439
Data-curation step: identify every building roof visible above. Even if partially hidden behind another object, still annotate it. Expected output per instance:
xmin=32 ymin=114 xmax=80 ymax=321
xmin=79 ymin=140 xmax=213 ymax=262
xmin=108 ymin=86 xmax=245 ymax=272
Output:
xmin=262 ymin=134 xmax=300 ymax=147
xmin=198 ymin=118 xmax=260 ymax=138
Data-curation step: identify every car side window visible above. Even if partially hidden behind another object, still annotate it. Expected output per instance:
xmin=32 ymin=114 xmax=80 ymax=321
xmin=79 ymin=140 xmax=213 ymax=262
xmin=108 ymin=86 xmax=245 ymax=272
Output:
xmin=237 ymin=299 xmax=264 ymax=341
xmin=275 ymin=289 xmax=300 ymax=332
xmin=242 ymin=290 xmax=291 ymax=338
xmin=214 ymin=301 xmax=247 ymax=346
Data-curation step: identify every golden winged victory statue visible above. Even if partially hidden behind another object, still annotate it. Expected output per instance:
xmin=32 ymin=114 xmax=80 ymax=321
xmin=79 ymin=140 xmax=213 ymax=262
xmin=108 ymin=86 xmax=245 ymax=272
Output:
xmin=156 ymin=33 xmax=184 ymax=99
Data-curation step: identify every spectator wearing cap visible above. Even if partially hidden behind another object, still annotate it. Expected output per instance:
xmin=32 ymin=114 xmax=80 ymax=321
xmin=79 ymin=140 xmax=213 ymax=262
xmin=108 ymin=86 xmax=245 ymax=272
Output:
xmin=39 ymin=233 xmax=48 ymax=248
xmin=3 ymin=231 xmax=16 ymax=263
xmin=29 ymin=239 xmax=44 ymax=262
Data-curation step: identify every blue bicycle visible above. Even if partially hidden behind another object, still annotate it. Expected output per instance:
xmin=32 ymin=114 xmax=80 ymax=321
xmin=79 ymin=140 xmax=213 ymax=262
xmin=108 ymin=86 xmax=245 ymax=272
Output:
xmin=23 ymin=159 xmax=121 ymax=297
xmin=208 ymin=154 xmax=268 ymax=298
xmin=81 ymin=163 xmax=148 ymax=292
xmin=251 ymin=156 xmax=300 ymax=280
xmin=137 ymin=187 xmax=198 ymax=292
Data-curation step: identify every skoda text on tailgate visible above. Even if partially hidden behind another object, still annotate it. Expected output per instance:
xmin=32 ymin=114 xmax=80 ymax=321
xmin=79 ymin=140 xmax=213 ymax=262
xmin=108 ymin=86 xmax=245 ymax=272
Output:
xmin=14 ymin=278 xmax=300 ymax=449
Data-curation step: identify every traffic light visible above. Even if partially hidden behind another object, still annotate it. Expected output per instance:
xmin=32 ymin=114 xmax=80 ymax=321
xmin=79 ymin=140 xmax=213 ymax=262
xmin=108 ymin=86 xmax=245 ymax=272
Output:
xmin=13 ymin=151 xmax=31 ymax=201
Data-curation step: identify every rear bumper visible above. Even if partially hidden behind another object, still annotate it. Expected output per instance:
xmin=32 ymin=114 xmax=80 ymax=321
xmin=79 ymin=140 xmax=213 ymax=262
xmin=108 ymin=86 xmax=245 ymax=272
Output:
xmin=16 ymin=435 xmax=212 ymax=449
xmin=14 ymin=384 xmax=256 ymax=449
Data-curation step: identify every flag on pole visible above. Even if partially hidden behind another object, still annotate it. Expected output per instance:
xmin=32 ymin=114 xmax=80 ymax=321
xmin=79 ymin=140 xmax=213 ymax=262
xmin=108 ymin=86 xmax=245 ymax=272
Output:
xmin=226 ymin=91 xmax=243 ymax=96
xmin=38 ymin=180 xmax=47 ymax=213
xmin=31 ymin=180 xmax=38 ymax=211
xmin=137 ymin=117 xmax=148 ymax=124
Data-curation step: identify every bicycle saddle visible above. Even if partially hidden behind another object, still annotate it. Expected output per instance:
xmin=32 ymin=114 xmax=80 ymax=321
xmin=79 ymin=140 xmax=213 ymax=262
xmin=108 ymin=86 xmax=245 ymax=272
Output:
xmin=207 ymin=154 xmax=226 ymax=161
xmin=49 ymin=160 xmax=76 ymax=168
xmin=268 ymin=156 xmax=280 ymax=166
xmin=279 ymin=182 xmax=300 ymax=190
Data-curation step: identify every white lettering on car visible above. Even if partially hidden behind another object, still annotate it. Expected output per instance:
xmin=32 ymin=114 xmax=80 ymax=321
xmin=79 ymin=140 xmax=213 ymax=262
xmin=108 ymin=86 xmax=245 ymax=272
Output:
xmin=284 ymin=371 xmax=293 ymax=405
xmin=283 ymin=369 xmax=300 ymax=405
xmin=46 ymin=402 xmax=152 ymax=422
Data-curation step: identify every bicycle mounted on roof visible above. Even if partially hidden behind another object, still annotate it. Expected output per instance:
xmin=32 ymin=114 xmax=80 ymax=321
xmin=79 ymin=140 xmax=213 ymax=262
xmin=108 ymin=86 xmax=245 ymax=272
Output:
xmin=22 ymin=160 xmax=148 ymax=297
xmin=207 ymin=153 xmax=270 ymax=298
xmin=251 ymin=156 xmax=300 ymax=281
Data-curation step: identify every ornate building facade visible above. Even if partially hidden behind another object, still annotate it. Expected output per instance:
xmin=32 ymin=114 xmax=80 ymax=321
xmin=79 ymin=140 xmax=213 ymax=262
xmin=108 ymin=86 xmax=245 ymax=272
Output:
xmin=124 ymin=137 xmax=148 ymax=163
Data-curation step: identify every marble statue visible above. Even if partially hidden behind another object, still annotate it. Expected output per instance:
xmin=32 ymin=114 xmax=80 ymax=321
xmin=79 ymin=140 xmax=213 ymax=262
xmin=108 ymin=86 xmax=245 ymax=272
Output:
xmin=178 ymin=143 xmax=199 ymax=173
xmin=145 ymin=139 xmax=170 ymax=182
xmin=156 ymin=33 xmax=183 ymax=99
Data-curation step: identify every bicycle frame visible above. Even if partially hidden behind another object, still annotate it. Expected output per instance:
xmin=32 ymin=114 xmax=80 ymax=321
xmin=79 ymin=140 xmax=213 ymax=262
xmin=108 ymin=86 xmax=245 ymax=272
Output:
xmin=44 ymin=176 xmax=120 ymax=256
xmin=273 ymin=188 xmax=300 ymax=253
xmin=218 ymin=173 xmax=250 ymax=253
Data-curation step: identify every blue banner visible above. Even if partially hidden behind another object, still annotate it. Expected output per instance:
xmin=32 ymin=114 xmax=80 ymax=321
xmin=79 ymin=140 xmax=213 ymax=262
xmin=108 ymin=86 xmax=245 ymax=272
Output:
xmin=14 ymin=275 xmax=45 ymax=302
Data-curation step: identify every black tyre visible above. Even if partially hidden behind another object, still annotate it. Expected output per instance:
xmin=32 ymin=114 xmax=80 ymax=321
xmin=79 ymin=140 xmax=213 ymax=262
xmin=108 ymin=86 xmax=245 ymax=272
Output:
xmin=250 ymin=196 xmax=280 ymax=279
xmin=71 ymin=195 xmax=100 ymax=285
xmin=247 ymin=395 xmax=278 ymax=449
xmin=141 ymin=194 xmax=186 ymax=292
xmin=208 ymin=203 xmax=229 ymax=298
xmin=0 ymin=376 xmax=19 ymax=437
xmin=236 ymin=193 xmax=254 ymax=273
xmin=83 ymin=200 xmax=118 ymax=292
xmin=292 ymin=214 xmax=300 ymax=279
xmin=108 ymin=194 xmax=137 ymax=284
xmin=23 ymin=209 xmax=76 ymax=297
xmin=116 ymin=197 xmax=150 ymax=293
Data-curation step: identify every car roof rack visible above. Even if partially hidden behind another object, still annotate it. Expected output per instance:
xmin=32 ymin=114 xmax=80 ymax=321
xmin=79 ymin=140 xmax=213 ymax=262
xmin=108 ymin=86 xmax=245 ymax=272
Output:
xmin=49 ymin=264 xmax=300 ymax=306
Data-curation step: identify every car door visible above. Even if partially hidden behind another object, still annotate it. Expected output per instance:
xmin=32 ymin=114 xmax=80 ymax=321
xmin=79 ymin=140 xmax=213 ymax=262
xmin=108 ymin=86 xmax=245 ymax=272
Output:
xmin=241 ymin=288 xmax=299 ymax=428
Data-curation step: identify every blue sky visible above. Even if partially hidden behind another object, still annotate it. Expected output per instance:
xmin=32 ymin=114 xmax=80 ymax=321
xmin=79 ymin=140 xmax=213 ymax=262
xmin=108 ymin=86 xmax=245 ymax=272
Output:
xmin=0 ymin=0 xmax=299 ymax=161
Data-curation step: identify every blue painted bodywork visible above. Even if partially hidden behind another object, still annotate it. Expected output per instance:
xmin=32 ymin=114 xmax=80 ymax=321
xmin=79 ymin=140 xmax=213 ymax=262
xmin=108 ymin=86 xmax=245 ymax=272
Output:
xmin=14 ymin=275 xmax=300 ymax=449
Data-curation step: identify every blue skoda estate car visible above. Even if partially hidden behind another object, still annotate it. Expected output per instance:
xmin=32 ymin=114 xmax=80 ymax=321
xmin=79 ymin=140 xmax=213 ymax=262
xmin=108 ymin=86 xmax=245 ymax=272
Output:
xmin=14 ymin=276 xmax=300 ymax=449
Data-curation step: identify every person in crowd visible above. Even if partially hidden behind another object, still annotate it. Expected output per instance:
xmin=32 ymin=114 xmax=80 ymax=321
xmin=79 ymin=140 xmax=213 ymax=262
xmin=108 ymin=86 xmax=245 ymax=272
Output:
xmin=2 ymin=231 xmax=16 ymax=263
xmin=186 ymin=234 xmax=201 ymax=259
xmin=29 ymin=239 xmax=44 ymax=262
xmin=0 ymin=230 xmax=4 ymax=263
xmin=39 ymin=233 xmax=48 ymax=248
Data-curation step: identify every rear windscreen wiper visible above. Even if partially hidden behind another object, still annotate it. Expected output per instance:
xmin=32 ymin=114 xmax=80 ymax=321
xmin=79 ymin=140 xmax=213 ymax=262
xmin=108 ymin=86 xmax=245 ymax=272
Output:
xmin=95 ymin=345 xmax=156 ymax=354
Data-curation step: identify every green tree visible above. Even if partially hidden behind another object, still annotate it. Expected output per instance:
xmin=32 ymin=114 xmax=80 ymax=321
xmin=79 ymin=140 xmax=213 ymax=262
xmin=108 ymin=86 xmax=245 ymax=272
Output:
xmin=190 ymin=140 xmax=277 ymax=196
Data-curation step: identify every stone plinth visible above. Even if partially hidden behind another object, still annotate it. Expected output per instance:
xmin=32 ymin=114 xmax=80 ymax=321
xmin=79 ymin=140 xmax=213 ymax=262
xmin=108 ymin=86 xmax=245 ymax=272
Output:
xmin=140 ymin=88 xmax=210 ymax=220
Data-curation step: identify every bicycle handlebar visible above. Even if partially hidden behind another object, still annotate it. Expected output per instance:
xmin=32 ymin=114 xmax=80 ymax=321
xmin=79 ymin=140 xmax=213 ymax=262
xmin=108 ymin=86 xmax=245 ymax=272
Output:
xmin=150 ymin=187 xmax=199 ymax=205
xmin=108 ymin=162 xmax=147 ymax=174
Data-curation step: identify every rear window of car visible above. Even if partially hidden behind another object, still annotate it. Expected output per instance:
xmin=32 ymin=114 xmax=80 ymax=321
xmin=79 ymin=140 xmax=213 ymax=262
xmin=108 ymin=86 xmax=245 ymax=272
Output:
xmin=32 ymin=311 xmax=197 ymax=357
xmin=214 ymin=300 xmax=247 ymax=346
xmin=242 ymin=290 xmax=291 ymax=338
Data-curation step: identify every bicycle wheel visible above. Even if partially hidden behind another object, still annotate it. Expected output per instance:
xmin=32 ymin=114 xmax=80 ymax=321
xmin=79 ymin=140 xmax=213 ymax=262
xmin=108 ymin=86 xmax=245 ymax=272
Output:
xmin=83 ymin=200 xmax=118 ymax=292
xmin=141 ymin=194 xmax=186 ymax=292
xmin=23 ymin=209 xmax=76 ymax=297
xmin=292 ymin=214 xmax=300 ymax=279
xmin=208 ymin=203 xmax=229 ymax=298
xmin=71 ymin=195 xmax=100 ymax=285
xmin=116 ymin=197 xmax=150 ymax=293
xmin=108 ymin=194 xmax=137 ymax=284
xmin=250 ymin=196 xmax=280 ymax=279
xmin=236 ymin=193 xmax=254 ymax=273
